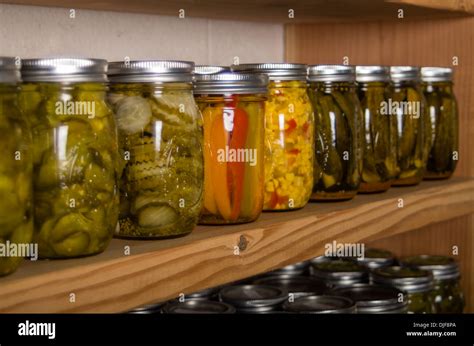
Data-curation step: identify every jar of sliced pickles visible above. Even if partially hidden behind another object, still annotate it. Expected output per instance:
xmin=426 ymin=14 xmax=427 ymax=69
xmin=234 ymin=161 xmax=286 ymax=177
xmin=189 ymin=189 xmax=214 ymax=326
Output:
xmin=421 ymin=67 xmax=458 ymax=179
xmin=400 ymin=255 xmax=464 ymax=313
xmin=232 ymin=63 xmax=314 ymax=211
xmin=108 ymin=60 xmax=203 ymax=238
xmin=308 ymin=65 xmax=362 ymax=201
xmin=390 ymin=66 xmax=427 ymax=186
xmin=372 ymin=266 xmax=435 ymax=313
xmin=195 ymin=73 xmax=268 ymax=224
xmin=356 ymin=66 xmax=397 ymax=193
xmin=21 ymin=58 xmax=119 ymax=258
xmin=0 ymin=57 xmax=33 ymax=275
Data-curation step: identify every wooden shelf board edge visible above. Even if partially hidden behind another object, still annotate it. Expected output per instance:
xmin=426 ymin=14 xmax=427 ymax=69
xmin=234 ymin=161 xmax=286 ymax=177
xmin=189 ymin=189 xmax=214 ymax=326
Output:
xmin=0 ymin=0 xmax=472 ymax=23
xmin=0 ymin=178 xmax=473 ymax=313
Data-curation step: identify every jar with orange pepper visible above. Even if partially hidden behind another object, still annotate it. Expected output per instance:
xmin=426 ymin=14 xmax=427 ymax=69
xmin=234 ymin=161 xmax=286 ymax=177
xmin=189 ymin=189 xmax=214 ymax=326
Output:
xmin=194 ymin=72 xmax=268 ymax=224
xmin=231 ymin=63 xmax=314 ymax=211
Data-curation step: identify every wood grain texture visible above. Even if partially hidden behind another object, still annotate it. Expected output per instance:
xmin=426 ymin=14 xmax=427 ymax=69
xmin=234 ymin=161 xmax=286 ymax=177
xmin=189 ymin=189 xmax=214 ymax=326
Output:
xmin=0 ymin=0 xmax=471 ymax=23
xmin=0 ymin=178 xmax=472 ymax=313
xmin=286 ymin=17 xmax=474 ymax=311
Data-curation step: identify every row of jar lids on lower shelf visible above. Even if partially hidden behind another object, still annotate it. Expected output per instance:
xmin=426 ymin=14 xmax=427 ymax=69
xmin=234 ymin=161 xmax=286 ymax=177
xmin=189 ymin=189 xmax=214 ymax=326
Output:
xmin=128 ymin=252 xmax=460 ymax=314
xmin=131 ymin=283 xmax=406 ymax=315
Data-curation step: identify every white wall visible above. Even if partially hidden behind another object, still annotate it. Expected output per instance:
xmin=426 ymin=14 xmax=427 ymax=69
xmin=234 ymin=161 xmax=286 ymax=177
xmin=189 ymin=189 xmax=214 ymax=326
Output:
xmin=0 ymin=4 xmax=284 ymax=65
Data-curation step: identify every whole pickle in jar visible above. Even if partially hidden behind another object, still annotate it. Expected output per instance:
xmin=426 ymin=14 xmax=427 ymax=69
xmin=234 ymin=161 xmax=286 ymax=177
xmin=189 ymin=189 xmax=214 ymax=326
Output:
xmin=310 ymin=84 xmax=359 ymax=200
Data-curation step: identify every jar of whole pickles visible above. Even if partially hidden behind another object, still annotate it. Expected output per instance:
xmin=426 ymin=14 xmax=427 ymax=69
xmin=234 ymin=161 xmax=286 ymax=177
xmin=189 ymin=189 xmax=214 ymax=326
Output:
xmin=21 ymin=58 xmax=119 ymax=258
xmin=108 ymin=60 xmax=203 ymax=238
xmin=231 ymin=63 xmax=314 ymax=211
xmin=195 ymin=72 xmax=268 ymax=224
xmin=0 ymin=57 xmax=33 ymax=275
xmin=372 ymin=266 xmax=435 ymax=314
xmin=356 ymin=66 xmax=397 ymax=193
xmin=400 ymin=255 xmax=464 ymax=313
xmin=421 ymin=67 xmax=459 ymax=179
xmin=390 ymin=66 xmax=427 ymax=186
xmin=307 ymin=65 xmax=362 ymax=201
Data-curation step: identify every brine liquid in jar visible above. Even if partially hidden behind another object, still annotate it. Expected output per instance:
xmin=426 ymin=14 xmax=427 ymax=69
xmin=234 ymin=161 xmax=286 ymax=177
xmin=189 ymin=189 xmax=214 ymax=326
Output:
xmin=195 ymin=72 xmax=267 ymax=224
xmin=108 ymin=60 xmax=204 ymax=239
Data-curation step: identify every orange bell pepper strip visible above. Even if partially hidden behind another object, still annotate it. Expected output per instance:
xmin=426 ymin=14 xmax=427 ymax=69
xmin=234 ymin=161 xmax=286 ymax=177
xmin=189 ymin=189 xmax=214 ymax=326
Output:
xmin=228 ymin=108 xmax=249 ymax=221
xmin=210 ymin=113 xmax=232 ymax=220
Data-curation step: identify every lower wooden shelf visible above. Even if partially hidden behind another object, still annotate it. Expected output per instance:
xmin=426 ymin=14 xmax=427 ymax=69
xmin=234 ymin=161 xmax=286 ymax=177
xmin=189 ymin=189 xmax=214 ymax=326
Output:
xmin=0 ymin=177 xmax=473 ymax=313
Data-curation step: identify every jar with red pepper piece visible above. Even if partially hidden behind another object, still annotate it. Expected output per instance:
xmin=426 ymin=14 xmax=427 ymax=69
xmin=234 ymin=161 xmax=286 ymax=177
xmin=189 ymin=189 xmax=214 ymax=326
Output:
xmin=194 ymin=72 xmax=268 ymax=224
xmin=232 ymin=63 xmax=314 ymax=211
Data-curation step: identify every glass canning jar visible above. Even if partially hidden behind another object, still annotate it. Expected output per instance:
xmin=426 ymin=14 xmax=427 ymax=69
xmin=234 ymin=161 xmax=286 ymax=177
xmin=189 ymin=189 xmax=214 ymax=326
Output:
xmin=194 ymin=72 xmax=268 ymax=224
xmin=372 ymin=266 xmax=435 ymax=314
xmin=232 ymin=63 xmax=314 ymax=211
xmin=0 ymin=57 xmax=34 ymax=275
xmin=400 ymin=255 xmax=464 ymax=313
xmin=390 ymin=66 xmax=428 ymax=186
xmin=332 ymin=284 xmax=408 ymax=314
xmin=108 ymin=60 xmax=203 ymax=239
xmin=356 ymin=66 xmax=397 ymax=193
xmin=20 ymin=58 xmax=119 ymax=258
xmin=307 ymin=65 xmax=362 ymax=201
xmin=421 ymin=67 xmax=459 ymax=179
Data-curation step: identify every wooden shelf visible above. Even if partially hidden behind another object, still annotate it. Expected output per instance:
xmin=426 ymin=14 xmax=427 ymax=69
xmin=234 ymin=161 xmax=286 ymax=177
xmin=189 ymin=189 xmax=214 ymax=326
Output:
xmin=1 ymin=0 xmax=472 ymax=23
xmin=0 ymin=177 xmax=473 ymax=313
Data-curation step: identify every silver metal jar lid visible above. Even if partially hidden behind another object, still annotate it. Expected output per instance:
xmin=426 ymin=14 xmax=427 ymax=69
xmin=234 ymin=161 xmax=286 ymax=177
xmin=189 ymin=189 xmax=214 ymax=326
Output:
xmin=356 ymin=65 xmax=390 ymax=83
xmin=219 ymin=285 xmax=287 ymax=308
xmin=161 ymin=300 xmax=236 ymax=314
xmin=421 ymin=67 xmax=453 ymax=82
xmin=185 ymin=286 xmax=220 ymax=300
xmin=128 ymin=302 xmax=164 ymax=314
xmin=307 ymin=65 xmax=355 ymax=82
xmin=309 ymin=255 xmax=338 ymax=265
xmin=357 ymin=248 xmax=396 ymax=270
xmin=195 ymin=65 xmax=230 ymax=75
xmin=390 ymin=66 xmax=421 ymax=82
xmin=21 ymin=57 xmax=108 ymax=83
xmin=0 ymin=57 xmax=21 ymax=83
xmin=269 ymin=261 xmax=310 ymax=276
xmin=310 ymin=259 xmax=369 ymax=287
xmin=400 ymin=255 xmax=460 ymax=281
xmin=194 ymin=72 xmax=268 ymax=94
xmin=108 ymin=60 xmax=194 ymax=83
xmin=283 ymin=295 xmax=356 ymax=314
xmin=254 ymin=275 xmax=327 ymax=298
xmin=231 ymin=63 xmax=307 ymax=81
xmin=372 ymin=266 xmax=434 ymax=293
xmin=331 ymin=284 xmax=407 ymax=314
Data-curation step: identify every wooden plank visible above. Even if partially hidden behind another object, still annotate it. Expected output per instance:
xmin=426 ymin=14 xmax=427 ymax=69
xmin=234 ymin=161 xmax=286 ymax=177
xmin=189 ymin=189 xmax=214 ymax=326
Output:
xmin=392 ymin=0 xmax=474 ymax=14
xmin=370 ymin=216 xmax=474 ymax=312
xmin=0 ymin=178 xmax=472 ymax=313
xmin=0 ymin=0 xmax=471 ymax=23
